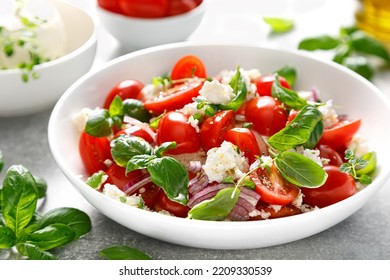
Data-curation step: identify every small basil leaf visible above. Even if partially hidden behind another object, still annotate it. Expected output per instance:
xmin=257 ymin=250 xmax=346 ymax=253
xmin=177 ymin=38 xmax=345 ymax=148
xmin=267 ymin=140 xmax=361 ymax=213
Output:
xmin=154 ymin=141 xmax=177 ymax=157
xmin=123 ymin=99 xmax=152 ymax=123
xmin=275 ymin=151 xmax=328 ymax=188
xmin=36 ymin=207 xmax=91 ymax=239
xmin=218 ymin=67 xmax=247 ymax=111
xmin=268 ymin=105 xmax=322 ymax=151
xmin=298 ymin=35 xmax=340 ymax=51
xmin=147 ymin=157 xmax=188 ymax=205
xmin=16 ymin=243 xmax=56 ymax=260
xmin=263 ymin=17 xmax=295 ymax=33
xmin=0 ymin=225 xmax=16 ymax=248
xmin=272 ymin=74 xmax=307 ymax=109
xmin=99 ymin=245 xmax=152 ymax=260
xmin=303 ymin=120 xmax=323 ymax=149
xmin=188 ymin=187 xmax=240 ymax=221
xmin=125 ymin=154 xmax=154 ymax=173
xmin=109 ymin=96 xmax=124 ymax=118
xmin=86 ymin=170 xmax=106 ymax=189
xmin=342 ymin=56 xmax=374 ymax=80
xmin=274 ymin=65 xmax=297 ymax=86
xmin=2 ymin=165 xmax=38 ymax=238
xmin=111 ymin=134 xmax=153 ymax=167
xmin=350 ymin=31 xmax=390 ymax=63
xmin=27 ymin=223 xmax=76 ymax=251
xmin=85 ymin=109 xmax=113 ymax=137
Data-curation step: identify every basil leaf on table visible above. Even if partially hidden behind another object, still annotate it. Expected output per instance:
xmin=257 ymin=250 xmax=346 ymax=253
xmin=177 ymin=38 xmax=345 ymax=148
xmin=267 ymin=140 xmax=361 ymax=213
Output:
xmin=218 ymin=66 xmax=247 ymax=111
xmin=0 ymin=225 xmax=16 ymax=248
xmin=188 ymin=187 xmax=240 ymax=221
xmin=33 ymin=176 xmax=47 ymax=199
xmin=1 ymin=165 xmax=38 ymax=238
xmin=100 ymin=245 xmax=152 ymax=260
xmin=272 ymin=74 xmax=307 ymax=109
xmin=263 ymin=17 xmax=295 ymax=33
xmin=147 ymin=157 xmax=189 ymax=205
xmin=26 ymin=223 xmax=76 ymax=251
xmin=0 ymin=150 xmax=4 ymax=173
xmin=16 ymin=243 xmax=56 ymax=260
xmin=268 ymin=105 xmax=323 ymax=151
xmin=111 ymin=134 xmax=153 ymax=167
xmin=298 ymin=35 xmax=341 ymax=51
xmin=275 ymin=151 xmax=327 ymax=188
xmin=342 ymin=56 xmax=374 ymax=80
xmin=350 ymin=31 xmax=390 ymax=63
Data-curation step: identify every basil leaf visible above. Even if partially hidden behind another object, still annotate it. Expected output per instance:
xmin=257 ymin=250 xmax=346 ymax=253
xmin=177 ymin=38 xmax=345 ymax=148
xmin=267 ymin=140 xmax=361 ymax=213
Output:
xmin=16 ymin=243 xmax=56 ymax=260
xmin=126 ymin=154 xmax=154 ymax=173
xmin=263 ymin=17 xmax=294 ymax=33
xmin=275 ymin=65 xmax=297 ymax=86
xmin=27 ymin=223 xmax=76 ymax=251
xmin=303 ymin=120 xmax=323 ymax=149
xmin=218 ymin=67 xmax=247 ymax=111
xmin=2 ymin=165 xmax=38 ymax=238
xmin=33 ymin=176 xmax=47 ymax=199
xmin=85 ymin=109 xmax=113 ymax=137
xmin=147 ymin=157 xmax=188 ymax=205
xmin=0 ymin=225 xmax=16 ymax=248
xmin=340 ymin=26 xmax=359 ymax=37
xmin=188 ymin=187 xmax=240 ymax=221
xmin=350 ymin=31 xmax=390 ymax=63
xmin=123 ymin=99 xmax=152 ymax=123
xmin=36 ymin=207 xmax=91 ymax=239
xmin=333 ymin=44 xmax=352 ymax=64
xmin=275 ymin=151 xmax=327 ymax=188
xmin=272 ymin=74 xmax=307 ymax=109
xmin=0 ymin=150 xmax=3 ymax=173
xmin=99 ymin=245 xmax=152 ymax=260
xmin=342 ymin=56 xmax=374 ymax=80
xmin=86 ymin=170 xmax=106 ymax=189
xmin=298 ymin=35 xmax=340 ymax=51
xmin=111 ymin=135 xmax=153 ymax=167
xmin=268 ymin=105 xmax=322 ymax=151
xmin=109 ymin=96 xmax=124 ymax=118
xmin=154 ymin=141 xmax=177 ymax=157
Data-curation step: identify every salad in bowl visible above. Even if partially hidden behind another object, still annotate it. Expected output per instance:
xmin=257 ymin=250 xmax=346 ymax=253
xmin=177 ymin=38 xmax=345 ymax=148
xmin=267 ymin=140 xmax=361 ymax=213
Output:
xmin=74 ymin=54 xmax=376 ymax=221
xmin=49 ymin=44 xmax=390 ymax=249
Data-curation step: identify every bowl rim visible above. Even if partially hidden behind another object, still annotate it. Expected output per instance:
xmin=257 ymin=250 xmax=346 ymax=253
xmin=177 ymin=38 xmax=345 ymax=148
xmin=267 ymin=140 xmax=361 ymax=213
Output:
xmin=0 ymin=0 xmax=98 ymax=76
xmin=95 ymin=0 xmax=206 ymax=22
xmin=48 ymin=42 xmax=390 ymax=247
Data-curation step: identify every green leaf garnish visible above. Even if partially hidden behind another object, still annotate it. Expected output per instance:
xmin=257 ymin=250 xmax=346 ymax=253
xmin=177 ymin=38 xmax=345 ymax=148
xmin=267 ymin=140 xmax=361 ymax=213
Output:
xmin=263 ymin=17 xmax=295 ymax=33
xmin=218 ymin=66 xmax=247 ymax=111
xmin=340 ymin=149 xmax=376 ymax=184
xmin=100 ymin=245 xmax=152 ymax=260
xmin=272 ymin=73 xmax=307 ymax=109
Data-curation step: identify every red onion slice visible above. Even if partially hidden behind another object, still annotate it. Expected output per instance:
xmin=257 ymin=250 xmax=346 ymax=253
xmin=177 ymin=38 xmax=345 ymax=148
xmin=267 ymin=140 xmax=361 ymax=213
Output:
xmin=123 ymin=116 xmax=156 ymax=141
xmin=188 ymin=172 xmax=209 ymax=195
xmin=187 ymin=183 xmax=227 ymax=208
xmin=123 ymin=172 xmax=152 ymax=195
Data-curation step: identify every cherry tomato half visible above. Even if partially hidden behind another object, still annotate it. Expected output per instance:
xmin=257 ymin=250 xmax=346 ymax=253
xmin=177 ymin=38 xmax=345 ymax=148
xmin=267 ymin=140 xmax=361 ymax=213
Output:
xmin=301 ymin=165 xmax=356 ymax=208
xmin=156 ymin=111 xmax=201 ymax=154
xmin=253 ymin=74 xmax=291 ymax=97
xmin=144 ymin=79 xmax=203 ymax=115
xmin=170 ymin=55 xmax=207 ymax=80
xmin=115 ymin=126 xmax=155 ymax=144
xmin=103 ymin=79 xmax=144 ymax=109
xmin=318 ymin=119 xmax=361 ymax=151
xmin=317 ymin=144 xmax=343 ymax=166
xmin=79 ymin=131 xmax=112 ymax=175
xmin=199 ymin=110 xmax=235 ymax=152
xmin=105 ymin=164 xmax=146 ymax=192
xmin=224 ymin=127 xmax=261 ymax=163
xmin=250 ymin=164 xmax=300 ymax=206
xmin=118 ymin=0 xmax=168 ymax=18
xmin=245 ymin=96 xmax=288 ymax=136
xmin=157 ymin=190 xmax=190 ymax=217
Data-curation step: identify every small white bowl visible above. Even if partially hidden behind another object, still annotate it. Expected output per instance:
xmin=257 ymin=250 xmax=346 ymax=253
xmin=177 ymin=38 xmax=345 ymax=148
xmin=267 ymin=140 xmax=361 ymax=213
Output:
xmin=96 ymin=1 xmax=206 ymax=51
xmin=0 ymin=0 xmax=97 ymax=117
xmin=48 ymin=43 xmax=390 ymax=249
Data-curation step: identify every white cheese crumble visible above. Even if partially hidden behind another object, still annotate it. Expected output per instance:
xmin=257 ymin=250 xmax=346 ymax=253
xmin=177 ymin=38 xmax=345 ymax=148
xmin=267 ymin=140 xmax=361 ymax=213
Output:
xmin=72 ymin=107 xmax=93 ymax=133
xmin=202 ymin=141 xmax=249 ymax=183
xmin=178 ymin=101 xmax=204 ymax=117
xmin=199 ymin=80 xmax=235 ymax=105
xmin=218 ymin=68 xmax=259 ymax=99
xmin=317 ymin=99 xmax=339 ymax=129
xmin=103 ymin=184 xmax=143 ymax=208
xmin=292 ymin=146 xmax=329 ymax=167
xmin=187 ymin=115 xmax=200 ymax=133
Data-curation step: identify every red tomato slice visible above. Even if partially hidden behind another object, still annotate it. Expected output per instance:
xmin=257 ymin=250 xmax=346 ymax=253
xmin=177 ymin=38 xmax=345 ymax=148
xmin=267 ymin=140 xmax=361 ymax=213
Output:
xmin=79 ymin=131 xmax=112 ymax=176
xmin=167 ymin=0 xmax=198 ymax=16
xmin=170 ymin=55 xmax=207 ymax=80
xmin=103 ymin=79 xmax=144 ymax=109
xmin=156 ymin=111 xmax=200 ymax=154
xmin=224 ymin=127 xmax=261 ymax=163
xmin=156 ymin=190 xmax=190 ymax=217
xmin=199 ymin=110 xmax=235 ymax=152
xmin=301 ymin=165 xmax=356 ymax=208
xmin=250 ymin=164 xmax=300 ymax=206
xmin=245 ymin=96 xmax=288 ymax=136
xmin=118 ymin=0 xmax=168 ymax=18
xmin=253 ymin=74 xmax=291 ymax=97
xmin=144 ymin=79 xmax=203 ymax=115
xmin=318 ymin=119 xmax=361 ymax=151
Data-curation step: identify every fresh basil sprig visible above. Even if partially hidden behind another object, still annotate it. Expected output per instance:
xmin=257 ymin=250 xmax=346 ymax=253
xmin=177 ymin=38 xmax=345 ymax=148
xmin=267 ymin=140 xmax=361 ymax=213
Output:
xmin=111 ymin=134 xmax=188 ymax=205
xmin=0 ymin=165 xmax=91 ymax=260
xmin=298 ymin=26 xmax=390 ymax=80
xmin=340 ymin=149 xmax=376 ymax=184
xmin=99 ymin=245 xmax=152 ymax=260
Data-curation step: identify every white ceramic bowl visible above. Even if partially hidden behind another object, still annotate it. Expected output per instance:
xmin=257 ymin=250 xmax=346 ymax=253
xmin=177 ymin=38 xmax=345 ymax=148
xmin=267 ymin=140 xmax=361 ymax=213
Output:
xmin=96 ymin=1 xmax=206 ymax=50
xmin=48 ymin=43 xmax=390 ymax=249
xmin=0 ymin=0 xmax=97 ymax=117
